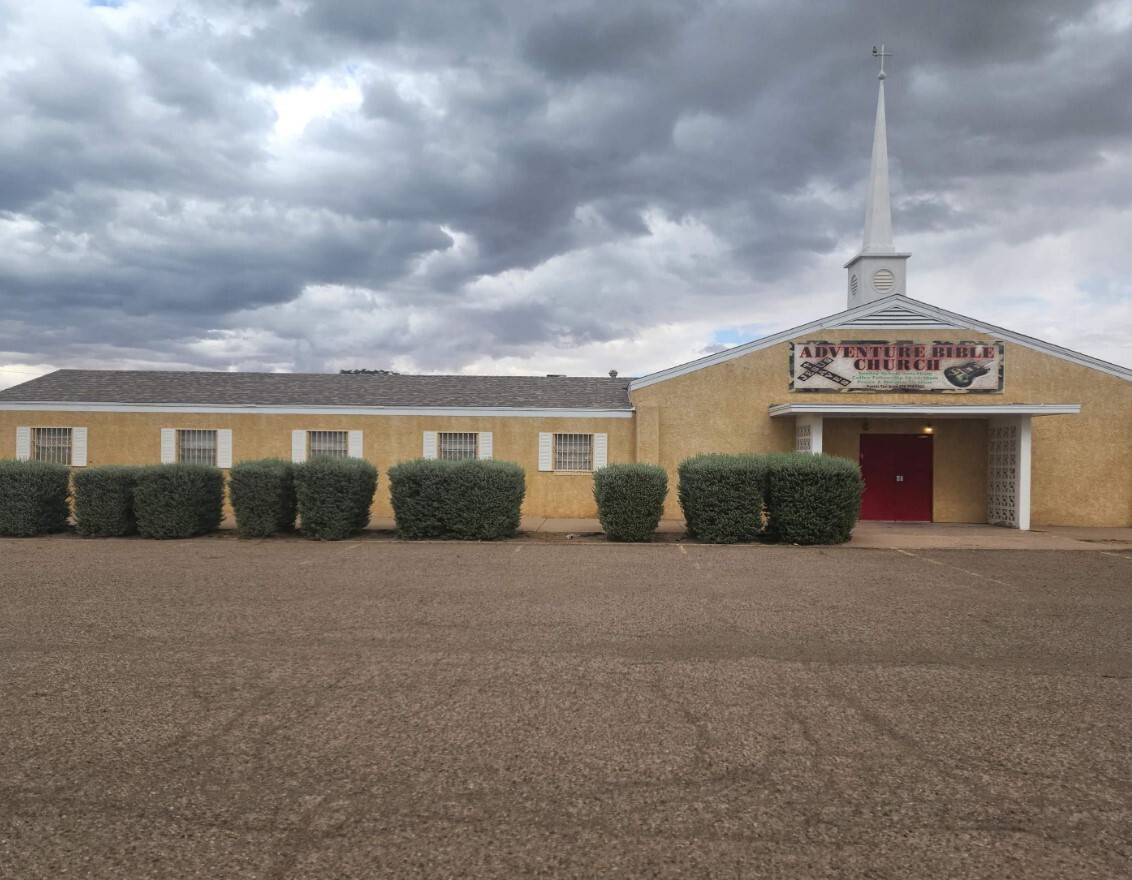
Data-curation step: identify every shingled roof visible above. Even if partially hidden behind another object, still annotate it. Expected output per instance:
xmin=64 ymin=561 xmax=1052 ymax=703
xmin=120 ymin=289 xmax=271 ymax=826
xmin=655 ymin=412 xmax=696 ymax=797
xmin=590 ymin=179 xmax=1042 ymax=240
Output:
xmin=0 ymin=370 xmax=634 ymax=410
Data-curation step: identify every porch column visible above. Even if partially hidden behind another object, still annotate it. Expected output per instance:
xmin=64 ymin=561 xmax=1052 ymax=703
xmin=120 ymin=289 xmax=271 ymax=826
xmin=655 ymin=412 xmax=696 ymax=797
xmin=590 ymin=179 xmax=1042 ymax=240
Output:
xmin=795 ymin=415 xmax=824 ymax=454
xmin=987 ymin=415 xmax=1032 ymax=530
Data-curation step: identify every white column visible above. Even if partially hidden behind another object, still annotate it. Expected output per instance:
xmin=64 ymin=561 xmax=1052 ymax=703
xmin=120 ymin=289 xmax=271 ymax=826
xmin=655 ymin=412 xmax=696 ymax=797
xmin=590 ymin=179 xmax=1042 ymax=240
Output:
xmin=795 ymin=415 xmax=823 ymax=454
xmin=1017 ymin=416 xmax=1032 ymax=531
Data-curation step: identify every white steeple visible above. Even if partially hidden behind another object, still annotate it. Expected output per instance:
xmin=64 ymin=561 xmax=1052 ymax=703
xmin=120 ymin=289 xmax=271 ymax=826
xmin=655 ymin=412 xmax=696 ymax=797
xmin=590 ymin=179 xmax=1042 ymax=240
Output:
xmin=845 ymin=45 xmax=910 ymax=307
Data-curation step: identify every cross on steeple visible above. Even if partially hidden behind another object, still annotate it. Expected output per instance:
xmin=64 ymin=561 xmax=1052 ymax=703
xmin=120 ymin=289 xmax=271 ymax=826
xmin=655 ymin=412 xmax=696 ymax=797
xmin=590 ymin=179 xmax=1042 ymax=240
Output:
xmin=872 ymin=44 xmax=892 ymax=79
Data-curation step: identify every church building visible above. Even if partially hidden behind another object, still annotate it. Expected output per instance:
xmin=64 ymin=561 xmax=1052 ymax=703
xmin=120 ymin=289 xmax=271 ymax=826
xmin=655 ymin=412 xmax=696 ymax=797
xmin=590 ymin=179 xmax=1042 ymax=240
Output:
xmin=2 ymin=64 xmax=1129 ymax=529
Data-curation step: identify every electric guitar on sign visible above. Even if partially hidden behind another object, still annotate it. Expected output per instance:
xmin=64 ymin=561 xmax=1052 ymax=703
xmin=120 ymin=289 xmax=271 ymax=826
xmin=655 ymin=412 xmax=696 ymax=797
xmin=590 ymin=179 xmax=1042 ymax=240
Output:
xmin=943 ymin=360 xmax=992 ymax=388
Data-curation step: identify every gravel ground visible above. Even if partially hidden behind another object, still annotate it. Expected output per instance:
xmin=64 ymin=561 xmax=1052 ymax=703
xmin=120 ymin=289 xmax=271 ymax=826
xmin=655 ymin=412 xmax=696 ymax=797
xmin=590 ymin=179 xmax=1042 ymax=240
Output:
xmin=1 ymin=537 xmax=1130 ymax=879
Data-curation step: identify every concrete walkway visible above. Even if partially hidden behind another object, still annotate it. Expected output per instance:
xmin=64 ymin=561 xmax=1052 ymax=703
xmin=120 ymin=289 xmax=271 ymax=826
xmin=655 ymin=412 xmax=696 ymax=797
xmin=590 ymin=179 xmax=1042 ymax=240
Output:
xmin=371 ymin=516 xmax=1132 ymax=550
xmin=219 ymin=515 xmax=1132 ymax=550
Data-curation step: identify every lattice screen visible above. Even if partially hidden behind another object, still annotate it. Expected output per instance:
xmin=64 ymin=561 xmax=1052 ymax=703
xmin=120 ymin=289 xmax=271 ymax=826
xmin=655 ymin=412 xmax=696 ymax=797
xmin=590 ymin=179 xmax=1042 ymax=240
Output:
xmin=795 ymin=423 xmax=812 ymax=453
xmin=987 ymin=423 xmax=1019 ymax=526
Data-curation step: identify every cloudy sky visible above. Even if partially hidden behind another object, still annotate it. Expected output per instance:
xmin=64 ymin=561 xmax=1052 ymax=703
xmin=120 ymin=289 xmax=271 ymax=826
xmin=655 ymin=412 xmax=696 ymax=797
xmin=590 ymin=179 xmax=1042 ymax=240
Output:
xmin=1 ymin=0 xmax=1130 ymax=389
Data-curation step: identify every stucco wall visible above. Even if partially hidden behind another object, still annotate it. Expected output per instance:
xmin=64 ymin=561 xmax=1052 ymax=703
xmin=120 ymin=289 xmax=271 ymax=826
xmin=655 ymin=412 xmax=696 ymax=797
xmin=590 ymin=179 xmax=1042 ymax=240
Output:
xmin=0 ymin=412 xmax=636 ymax=519
xmin=630 ymin=329 xmax=1132 ymax=526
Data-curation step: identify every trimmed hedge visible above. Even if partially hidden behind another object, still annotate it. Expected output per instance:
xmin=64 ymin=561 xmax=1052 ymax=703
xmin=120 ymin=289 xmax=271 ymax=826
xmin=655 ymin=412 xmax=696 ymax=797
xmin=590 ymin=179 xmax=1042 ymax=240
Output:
xmin=294 ymin=456 xmax=377 ymax=540
xmin=134 ymin=464 xmax=226 ymax=539
xmin=73 ymin=466 xmax=143 ymax=537
xmin=676 ymin=454 xmax=767 ymax=544
xmin=593 ymin=463 xmax=668 ymax=541
xmin=763 ymin=452 xmax=863 ymax=545
xmin=0 ymin=459 xmax=71 ymax=537
xmin=389 ymin=459 xmax=526 ymax=540
xmin=229 ymin=459 xmax=297 ymax=538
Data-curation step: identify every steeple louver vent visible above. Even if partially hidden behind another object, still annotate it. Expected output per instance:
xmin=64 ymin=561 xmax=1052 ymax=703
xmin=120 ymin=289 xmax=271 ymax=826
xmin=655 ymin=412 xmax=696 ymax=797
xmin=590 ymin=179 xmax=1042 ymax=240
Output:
xmin=872 ymin=268 xmax=895 ymax=292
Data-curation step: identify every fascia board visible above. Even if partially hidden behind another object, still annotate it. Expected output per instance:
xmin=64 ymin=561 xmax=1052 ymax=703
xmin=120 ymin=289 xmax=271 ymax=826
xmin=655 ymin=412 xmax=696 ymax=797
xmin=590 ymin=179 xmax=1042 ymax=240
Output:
xmin=768 ymin=403 xmax=1082 ymax=417
xmin=0 ymin=401 xmax=636 ymax=419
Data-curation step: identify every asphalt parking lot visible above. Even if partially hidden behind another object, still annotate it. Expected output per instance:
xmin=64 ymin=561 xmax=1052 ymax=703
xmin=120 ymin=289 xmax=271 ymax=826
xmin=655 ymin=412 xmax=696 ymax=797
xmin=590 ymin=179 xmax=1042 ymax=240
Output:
xmin=1 ymin=538 xmax=1129 ymax=879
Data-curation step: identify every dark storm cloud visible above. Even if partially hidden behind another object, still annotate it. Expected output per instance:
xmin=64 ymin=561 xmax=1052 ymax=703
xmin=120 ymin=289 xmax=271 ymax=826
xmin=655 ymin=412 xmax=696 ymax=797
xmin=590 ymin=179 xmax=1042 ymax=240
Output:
xmin=0 ymin=0 xmax=1129 ymax=380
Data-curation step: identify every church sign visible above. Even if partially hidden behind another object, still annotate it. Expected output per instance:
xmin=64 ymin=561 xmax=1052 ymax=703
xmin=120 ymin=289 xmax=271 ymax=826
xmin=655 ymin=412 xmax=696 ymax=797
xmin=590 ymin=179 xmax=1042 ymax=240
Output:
xmin=789 ymin=341 xmax=1005 ymax=393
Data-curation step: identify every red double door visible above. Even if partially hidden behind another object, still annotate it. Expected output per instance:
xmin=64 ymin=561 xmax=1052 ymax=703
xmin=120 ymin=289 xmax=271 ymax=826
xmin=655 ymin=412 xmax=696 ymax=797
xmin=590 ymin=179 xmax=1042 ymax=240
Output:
xmin=859 ymin=434 xmax=934 ymax=522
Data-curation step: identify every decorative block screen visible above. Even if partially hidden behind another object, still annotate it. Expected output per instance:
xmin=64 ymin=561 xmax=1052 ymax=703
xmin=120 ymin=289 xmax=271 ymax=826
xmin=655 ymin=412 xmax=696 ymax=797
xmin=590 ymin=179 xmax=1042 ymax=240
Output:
xmin=795 ymin=423 xmax=812 ymax=453
xmin=987 ymin=423 xmax=1019 ymax=527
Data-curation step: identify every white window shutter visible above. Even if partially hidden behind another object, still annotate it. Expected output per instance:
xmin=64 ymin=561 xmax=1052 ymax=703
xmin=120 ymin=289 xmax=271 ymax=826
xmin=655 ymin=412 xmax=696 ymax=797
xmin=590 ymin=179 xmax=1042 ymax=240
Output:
xmin=16 ymin=427 xmax=31 ymax=460
xmin=160 ymin=428 xmax=176 ymax=464
xmin=291 ymin=430 xmax=307 ymax=463
xmin=593 ymin=433 xmax=608 ymax=470
xmin=538 ymin=433 xmax=553 ymax=472
xmin=423 ymin=431 xmax=438 ymax=460
xmin=216 ymin=429 xmax=233 ymax=469
xmin=71 ymin=427 xmax=88 ymax=467
xmin=478 ymin=432 xmax=493 ymax=460
xmin=348 ymin=430 xmax=364 ymax=459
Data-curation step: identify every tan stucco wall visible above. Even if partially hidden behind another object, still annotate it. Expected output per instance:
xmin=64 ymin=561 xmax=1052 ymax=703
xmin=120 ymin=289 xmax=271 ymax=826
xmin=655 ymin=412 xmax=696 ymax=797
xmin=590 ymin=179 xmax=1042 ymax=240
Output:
xmin=0 ymin=412 xmax=635 ymax=519
xmin=630 ymin=329 xmax=1132 ymax=526
xmin=2 ymin=329 xmax=1128 ymax=526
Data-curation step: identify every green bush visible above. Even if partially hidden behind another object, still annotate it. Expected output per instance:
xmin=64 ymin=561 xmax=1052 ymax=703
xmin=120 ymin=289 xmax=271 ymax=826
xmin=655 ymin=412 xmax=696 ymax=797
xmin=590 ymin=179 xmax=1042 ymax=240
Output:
xmin=0 ymin=459 xmax=71 ymax=537
xmin=134 ymin=464 xmax=225 ymax=539
xmin=228 ymin=459 xmax=297 ymax=538
xmin=73 ymin=466 xmax=143 ymax=537
xmin=389 ymin=459 xmax=526 ymax=540
xmin=593 ymin=463 xmax=668 ymax=541
xmin=676 ymin=454 xmax=767 ymax=544
xmin=294 ymin=456 xmax=377 ymax=540
xmin=763 ymin=453 xmax=863 ymax=545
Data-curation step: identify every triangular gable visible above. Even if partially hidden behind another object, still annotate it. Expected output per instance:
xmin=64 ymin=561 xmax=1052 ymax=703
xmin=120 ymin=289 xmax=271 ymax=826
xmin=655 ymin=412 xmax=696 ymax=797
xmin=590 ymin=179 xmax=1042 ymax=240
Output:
xmin=629 ymin=295 xmax=1132 ymax=391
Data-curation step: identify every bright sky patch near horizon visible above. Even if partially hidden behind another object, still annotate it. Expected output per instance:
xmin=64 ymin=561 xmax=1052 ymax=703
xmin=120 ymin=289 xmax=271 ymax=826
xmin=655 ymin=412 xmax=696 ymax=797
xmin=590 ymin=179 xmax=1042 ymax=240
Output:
xmin=1 ymin=0 xmax=1130 ymax=389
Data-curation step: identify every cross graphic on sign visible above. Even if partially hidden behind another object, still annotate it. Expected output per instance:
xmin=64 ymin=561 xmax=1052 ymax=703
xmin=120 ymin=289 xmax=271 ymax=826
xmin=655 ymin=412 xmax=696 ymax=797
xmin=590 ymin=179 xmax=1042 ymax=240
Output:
xmin=797 ymin=356 xmax=833 ymax=381
xmin=799 ymin=358 xmax=852 ymax=387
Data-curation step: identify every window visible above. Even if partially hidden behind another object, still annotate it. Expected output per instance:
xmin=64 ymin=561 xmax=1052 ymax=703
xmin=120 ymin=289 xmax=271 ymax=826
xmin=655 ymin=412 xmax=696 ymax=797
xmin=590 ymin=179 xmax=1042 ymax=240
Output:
xmin=291 ymin=429 xmax=361 ymax=463
xmin=34 ymin=428 xmax=72 ymax=465
xmin=554 ymin=433 xmax=593 ymax=471
xmin=309 ymin=430 xmax=349 ymax=459
xmin=17 ymin=427 xmax=86 ymax=466
xmin=178 ymin=429 xmax=217 ymax=466
xmin=439 ymin=432 xmax=478 ymax=461
xmin=538 ymin=432 xmax=606 ymax=473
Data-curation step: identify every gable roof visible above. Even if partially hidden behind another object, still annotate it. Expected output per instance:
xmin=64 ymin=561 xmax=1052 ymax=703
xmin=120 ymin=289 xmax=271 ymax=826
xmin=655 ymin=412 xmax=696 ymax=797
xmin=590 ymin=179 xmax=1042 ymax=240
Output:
xmin=629 ymin=295 xmax=1132 ymax=391
xmin=0 ymin=370 xmax=634 ymax=413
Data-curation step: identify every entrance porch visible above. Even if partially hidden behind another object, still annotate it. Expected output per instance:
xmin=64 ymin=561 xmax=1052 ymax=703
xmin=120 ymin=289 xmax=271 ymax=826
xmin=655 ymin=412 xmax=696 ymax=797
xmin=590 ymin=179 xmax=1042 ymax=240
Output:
xmin=769 ymin=403 xmax=1081 ymax=530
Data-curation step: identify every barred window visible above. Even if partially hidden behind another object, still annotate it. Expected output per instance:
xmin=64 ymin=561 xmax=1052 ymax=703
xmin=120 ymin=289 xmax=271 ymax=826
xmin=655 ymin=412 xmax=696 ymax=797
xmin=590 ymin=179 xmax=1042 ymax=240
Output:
xmin=309 ymin=430 xmax=349 ymax=459
xmin=554 ymin=433 xmax=593 ymax=471
xmin=439 ymin=432 xmax=478 ymax=461
xmin=178 ymin=429 xmax=217 ymax=466
xmin=34 ymin=428 xmax=72 ymax=465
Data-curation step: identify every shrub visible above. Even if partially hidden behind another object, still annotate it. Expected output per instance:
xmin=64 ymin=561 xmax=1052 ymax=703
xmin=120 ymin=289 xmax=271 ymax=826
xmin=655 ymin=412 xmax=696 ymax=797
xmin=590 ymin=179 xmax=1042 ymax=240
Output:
xmin=0 ymin=459 xmax=71 ymax=537
xmin=294 ymin=456 xmax=377 ymax=540
xmin=389 ymin=459 xmax=526 ymax=540
xmin=73 ymin=466 xmax=143 ymax=537
xmin=228 ymin=458 xmax=297 ymax=538
xmin=763 ymin=452 xmax=863 ymax=545
xmin=134 ymin=464 xmax=225 ymax=539
xmin=676 ymin=454 xmax=767 ymax=544
xmin=593 ymin=463 xmax=668 ymax=541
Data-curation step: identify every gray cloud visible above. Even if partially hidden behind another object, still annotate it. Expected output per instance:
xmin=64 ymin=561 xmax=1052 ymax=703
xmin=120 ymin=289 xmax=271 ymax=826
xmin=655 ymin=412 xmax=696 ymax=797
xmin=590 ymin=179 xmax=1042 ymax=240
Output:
xmin=0 ymin=0 xmax=1129 ymax=386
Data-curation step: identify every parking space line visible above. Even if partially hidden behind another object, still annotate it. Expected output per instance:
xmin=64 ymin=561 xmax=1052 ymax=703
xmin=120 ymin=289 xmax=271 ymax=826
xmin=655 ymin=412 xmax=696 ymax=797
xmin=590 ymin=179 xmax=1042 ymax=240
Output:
xmin=1102 ymin=551 xmax=1132 ymax=561
xmin=892 ymin=548 xmax=1010 ymax=586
